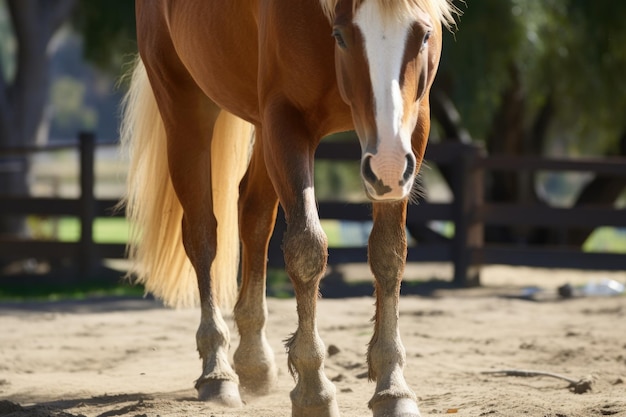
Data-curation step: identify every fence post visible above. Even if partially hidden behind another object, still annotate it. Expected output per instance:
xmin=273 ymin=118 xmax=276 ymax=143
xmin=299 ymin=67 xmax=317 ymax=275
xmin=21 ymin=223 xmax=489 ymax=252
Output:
xmin=79 ymin=132 xmax=96 ymax=278
xmin=451 ymin=144 xmax=484 ymax=286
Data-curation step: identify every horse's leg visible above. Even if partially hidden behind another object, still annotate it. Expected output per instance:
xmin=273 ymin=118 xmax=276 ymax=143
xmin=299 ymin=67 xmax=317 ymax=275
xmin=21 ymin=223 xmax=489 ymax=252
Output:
xmin=367 ymin=200 xmax=421 ymax=417
xmin=263 ymin=105 xmax=339 ymax=417
xmin=366 ymin=101 xmax=431 ymax=416
xmin=162 ymin=97 xmax=242 ymax=406
xmin=233 ymin=126 xmax=279 ymax=396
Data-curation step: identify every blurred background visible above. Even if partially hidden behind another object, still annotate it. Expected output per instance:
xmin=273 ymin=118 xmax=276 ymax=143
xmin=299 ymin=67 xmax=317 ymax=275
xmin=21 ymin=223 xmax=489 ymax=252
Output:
xmin=1 ymin=0 xmax=625 ymax=298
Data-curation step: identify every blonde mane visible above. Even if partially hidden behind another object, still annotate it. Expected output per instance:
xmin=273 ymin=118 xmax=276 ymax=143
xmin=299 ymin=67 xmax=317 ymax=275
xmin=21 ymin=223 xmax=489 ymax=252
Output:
xmin=319 ymin=0 xmax=459 ymax=29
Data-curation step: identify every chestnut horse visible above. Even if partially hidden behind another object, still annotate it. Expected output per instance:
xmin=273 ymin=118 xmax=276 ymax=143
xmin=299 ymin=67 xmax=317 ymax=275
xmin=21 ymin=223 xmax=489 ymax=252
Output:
xmin=122 ymin=1 xmax=456 ymax=416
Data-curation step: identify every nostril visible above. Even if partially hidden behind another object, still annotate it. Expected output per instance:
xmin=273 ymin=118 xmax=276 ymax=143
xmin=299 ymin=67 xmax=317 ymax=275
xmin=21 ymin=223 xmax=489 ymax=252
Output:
xmin=400 ymin=154 xmax=415 ymax=186
xmin=362 ymin=155 xmax=378 ymax=185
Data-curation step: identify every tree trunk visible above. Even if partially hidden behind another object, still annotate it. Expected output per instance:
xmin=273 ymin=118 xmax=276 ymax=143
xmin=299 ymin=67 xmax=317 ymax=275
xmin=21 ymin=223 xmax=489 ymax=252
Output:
xmin=430 ymin=87 xmax=474 ymax=198
xmin=0 ymin=0 xmax=76 ymax=239
xmin=483 ymin=64 xmax=527 ymax=243
xmin=431 ymin=87 xmax=473 ymax=144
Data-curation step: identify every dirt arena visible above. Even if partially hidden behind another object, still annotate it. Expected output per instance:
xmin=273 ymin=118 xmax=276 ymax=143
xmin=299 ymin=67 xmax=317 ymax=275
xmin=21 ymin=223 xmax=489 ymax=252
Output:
xmin=1 ymin=266 xmax=625 ymax=417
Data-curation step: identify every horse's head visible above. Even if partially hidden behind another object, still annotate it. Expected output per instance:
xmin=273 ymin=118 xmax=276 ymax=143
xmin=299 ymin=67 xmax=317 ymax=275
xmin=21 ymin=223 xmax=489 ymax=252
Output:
xmin=328 ymin=0 xmax=453 ymax=201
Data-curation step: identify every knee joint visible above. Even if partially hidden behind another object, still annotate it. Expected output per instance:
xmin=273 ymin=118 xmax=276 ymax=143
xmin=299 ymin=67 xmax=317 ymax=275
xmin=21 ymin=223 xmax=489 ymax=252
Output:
xmin=283 ymin=225 xmax=328 ymax=283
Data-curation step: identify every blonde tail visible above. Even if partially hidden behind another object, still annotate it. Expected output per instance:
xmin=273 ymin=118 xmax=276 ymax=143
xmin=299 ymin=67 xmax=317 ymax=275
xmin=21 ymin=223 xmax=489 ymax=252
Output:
xmin=120 ymin=57 xmax=252 ymax=309
xmin=210 ymin=110 xmax=254 ymax=308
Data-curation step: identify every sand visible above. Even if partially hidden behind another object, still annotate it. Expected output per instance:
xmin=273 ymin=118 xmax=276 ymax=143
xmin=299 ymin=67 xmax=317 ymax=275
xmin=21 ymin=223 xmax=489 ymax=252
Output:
xmin=1 ymin=266 xmax=625 ymax=417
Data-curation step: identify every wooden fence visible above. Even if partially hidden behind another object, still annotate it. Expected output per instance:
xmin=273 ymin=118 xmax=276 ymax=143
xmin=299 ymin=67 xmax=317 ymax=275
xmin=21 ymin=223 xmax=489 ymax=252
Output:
xmin=0 ymin=133 xmax=125 ymax=280
xmin=270 ymin=141 xmax=626 ymax=285
xmin=268 ymin=141 xmax=485 ymax=285
xmin=2 ymin=133 xmax=626 ymax=286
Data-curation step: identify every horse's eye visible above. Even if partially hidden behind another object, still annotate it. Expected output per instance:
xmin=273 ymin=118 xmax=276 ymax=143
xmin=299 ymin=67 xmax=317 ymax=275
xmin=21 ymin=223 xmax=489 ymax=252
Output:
xmin=332 ymin=28 xmax=347 ymax=49
xmin=422 ymin=31 xmax=431 ymax=47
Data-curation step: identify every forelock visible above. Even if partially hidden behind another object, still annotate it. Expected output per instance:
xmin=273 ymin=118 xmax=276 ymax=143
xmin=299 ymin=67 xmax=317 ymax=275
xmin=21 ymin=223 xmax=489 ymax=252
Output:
xmin=320 ymin=0 xmax=459 ymax=29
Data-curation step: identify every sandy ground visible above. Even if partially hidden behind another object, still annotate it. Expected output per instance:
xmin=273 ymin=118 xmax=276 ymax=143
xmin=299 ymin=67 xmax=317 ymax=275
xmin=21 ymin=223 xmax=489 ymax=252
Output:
xmin=1 ymin=265 xmax=626 ymax=417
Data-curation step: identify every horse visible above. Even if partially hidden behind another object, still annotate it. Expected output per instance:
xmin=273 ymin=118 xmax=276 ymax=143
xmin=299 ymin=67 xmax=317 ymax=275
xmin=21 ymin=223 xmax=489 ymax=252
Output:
xmin=122 ymin=1 xmax=457 ymax=416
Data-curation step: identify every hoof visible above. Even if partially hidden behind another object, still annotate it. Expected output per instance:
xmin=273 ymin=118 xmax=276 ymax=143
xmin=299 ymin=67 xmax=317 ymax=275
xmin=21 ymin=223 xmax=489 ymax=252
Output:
xmin=196 ymin=379 xmax=243 ymax=407
xmin=371 ymin=397 xmax=421 ymax=417
xmin=291 ymin=399 xmax=340 ymax=417
xmin=238 ymin=366 xmax=278 ymax=396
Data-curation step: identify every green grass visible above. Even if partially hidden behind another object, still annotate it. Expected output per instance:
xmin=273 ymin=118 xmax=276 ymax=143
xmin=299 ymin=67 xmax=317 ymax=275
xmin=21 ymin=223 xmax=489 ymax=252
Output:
xmin=321 ymin=220 xmax=343 ymax=247
xmin=0 ymin=280 xmax=144 ymax=302
xmin=4 ymin=217 xmax=135 ymax=301
xmin=584 ymin=227 xmax=626 ymax=253
xmin=56 ymin=217 xmax=129 ymax=243
xmin=36 ymin=217 xmax=342 ymax=246
xmin=8 ymin=215 xmax=623 ymax=303
xmin=32 ymin=216 xmax=626 ymax=252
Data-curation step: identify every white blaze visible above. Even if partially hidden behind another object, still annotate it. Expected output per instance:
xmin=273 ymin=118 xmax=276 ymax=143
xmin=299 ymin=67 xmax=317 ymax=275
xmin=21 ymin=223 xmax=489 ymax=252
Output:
xmin=354 ymin=1 xmax=416 ymax=200
xmin=354 ymin=2 xmax=413 ymax=148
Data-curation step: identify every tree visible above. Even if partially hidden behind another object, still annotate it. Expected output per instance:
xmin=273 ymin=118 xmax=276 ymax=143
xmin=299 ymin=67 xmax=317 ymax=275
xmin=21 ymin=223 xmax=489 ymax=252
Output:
xmin=0 ymin=0 xmax=76 ymax=236
xmin=0 ymin=1 xmax=135 ymax=239
xmin=71 ymin=1 xmax=136 ymax=74
xmin=432 ymin=0 xmax=626 ymax=246
xmin=2 ymin=0 xmax=625 ymax=250
xmin=437 ymin=0 xmax=626 ymax=154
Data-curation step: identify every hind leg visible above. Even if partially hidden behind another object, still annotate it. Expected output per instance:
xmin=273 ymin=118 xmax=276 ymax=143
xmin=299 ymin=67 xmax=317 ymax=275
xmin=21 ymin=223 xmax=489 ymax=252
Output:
xmin=138 ymin=10 xmax=242 ymax=405
xmin=154 ymin=83 xmax=242 ymax=406
xmin=233 ymin=127 xmax=280 ymax=396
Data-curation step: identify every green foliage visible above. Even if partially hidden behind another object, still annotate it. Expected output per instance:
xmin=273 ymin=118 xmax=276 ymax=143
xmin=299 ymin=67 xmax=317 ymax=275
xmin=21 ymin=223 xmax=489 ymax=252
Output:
xmin=50 ymin=76 xmax=98 ymax=131
xmin=0 ymin=1 xmax=15 ymax=81
xmin=442 ymin=0 xmax=626 ymax=153
xmin=71 ymin=0 xmax=136 ymax=74
xmin=441 ymin=0 xmax=523 ymax=137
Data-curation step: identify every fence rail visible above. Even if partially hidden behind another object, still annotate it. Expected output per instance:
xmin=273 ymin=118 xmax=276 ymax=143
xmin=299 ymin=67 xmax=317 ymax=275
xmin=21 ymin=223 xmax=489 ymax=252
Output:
xmin=2 ymin=133 xmax=626 ymax=285
xmin=0 ymin=133 xmax=125 ymax=279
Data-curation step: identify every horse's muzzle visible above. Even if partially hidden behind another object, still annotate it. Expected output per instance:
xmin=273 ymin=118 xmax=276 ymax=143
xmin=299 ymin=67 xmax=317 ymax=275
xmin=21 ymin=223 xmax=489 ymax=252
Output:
xmin=361 ymin=152 xmax=416 ymax=201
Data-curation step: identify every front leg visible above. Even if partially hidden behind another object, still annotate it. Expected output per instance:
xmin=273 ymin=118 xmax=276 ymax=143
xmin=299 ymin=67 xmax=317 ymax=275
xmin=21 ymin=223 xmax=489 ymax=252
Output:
xmin=367 ymin=200 xmax=421 ymax=417
xmin=283 ymin=188 xmax=339 ymax=417
xmin=263 ymin=102 xmax=340 ymax=417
